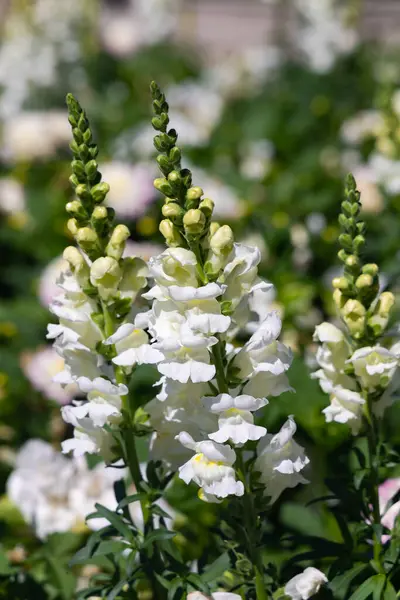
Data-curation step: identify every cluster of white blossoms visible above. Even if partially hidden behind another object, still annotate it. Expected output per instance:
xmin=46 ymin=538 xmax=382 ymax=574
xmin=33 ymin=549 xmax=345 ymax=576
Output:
xmin=47 ymin=240 xmax=150 ymax=461
xmin=6 ymin=440 xmax=121 ymax=540
xmin=126 ymin=234 xmax=309 ymax=503
xmin=313 ymin=307 xmax=400 ymax=433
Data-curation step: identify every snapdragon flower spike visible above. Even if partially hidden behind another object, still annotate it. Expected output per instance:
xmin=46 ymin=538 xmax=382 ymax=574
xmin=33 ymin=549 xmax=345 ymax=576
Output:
xmin=313 ymin=175 xmax=400 ymax=428
xmin=176 ymin=432 xmax=244 ymax=500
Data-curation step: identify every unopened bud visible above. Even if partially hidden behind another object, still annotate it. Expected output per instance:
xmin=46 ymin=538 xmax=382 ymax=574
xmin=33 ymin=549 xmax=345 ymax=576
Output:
xmin=63 ymin=246 xmax=85 ymax=270
xmin=162 ymin=202 xmax=184 ymax=220
xmin=85 ymin=159 xmax=98 ymax=180
xmin=210 ymin=225 xmax=234 ymax=256
xmin=90 ymin=256 xmax=122 ymax=300
xmin=76 ymin=227 xmax=99 ymax=258
xmin=67 ymin=218 xmax=79 ymax=236
xmin=75 ymin=184 xmax=92 ymax=202
xmin=355 ymin=274 xmax=373 ymax=289
xmin=106 ymin=224 xmax=130 ymax=260
xmin=338 ymin=233 xmax=353 ymax=251
xmin=345 ymin=255 xmax=359 ymax=268
xmin=333 ymin=289 xmax=344 ymax=309
xmin=362 ymin=263 xmax=379 ymax=277
xmin=377 ymin=291 xmax=395 ymax=316
xmin=209 ymin=222 xmax=220 ymax=237
xmin=183 ymin=209 xmax=206 ymax=234
xmin=159 ymin=219 xmax=184 ymax=247
xmin=353 ymin=235 xmax=365 ymax=252
xmin=66 ymin=200 xmax=87 ymax=220
xmin=154 ymin=177 xmax=173 ymax=197
xmin=186 ymin=186 xmax=203 ymax=201
xmin=92 ymin=206 xmax=108 ymax=221
xmin=91 ymin=182 xmax=110 ymax=204
xmin=342 ymin=299 xmax=366 ymax=338
xmin=199 ymin=198 xmax=214 ymax=218
xmin=167 ymin=170 xmax=181 ymax=185
xmin=332 ymin=277 xmax=350 ymax=291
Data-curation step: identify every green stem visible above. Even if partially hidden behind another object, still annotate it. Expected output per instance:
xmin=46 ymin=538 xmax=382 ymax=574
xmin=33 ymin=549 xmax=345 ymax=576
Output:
xmin=365 ymin=395 xmax=382 ymax=566
xmin=236 ymin=452 xmax=267 ymax=600
xmin=212 ymin=341 xmax=229 ymax=394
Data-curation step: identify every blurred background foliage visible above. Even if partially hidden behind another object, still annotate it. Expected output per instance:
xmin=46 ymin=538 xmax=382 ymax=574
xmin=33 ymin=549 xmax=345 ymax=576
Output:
xmin=1 ymin=0 xmax=400 ymax=596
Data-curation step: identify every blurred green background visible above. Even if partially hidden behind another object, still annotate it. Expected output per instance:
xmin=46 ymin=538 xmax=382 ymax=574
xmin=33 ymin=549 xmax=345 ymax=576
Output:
xmin=1 ymin=0 xmax=400 ymax=595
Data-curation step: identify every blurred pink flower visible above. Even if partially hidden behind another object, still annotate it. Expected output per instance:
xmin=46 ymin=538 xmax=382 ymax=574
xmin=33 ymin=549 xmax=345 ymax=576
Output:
xmin=101 ymin=162 xmax=155 ymax=219
xmin=379 ymin=478 xmax=400 ymax=542
xmin=21 ymin=346 xmax=76 ymax=405
xmin=38 ymin=255 xmax=69 ymax=307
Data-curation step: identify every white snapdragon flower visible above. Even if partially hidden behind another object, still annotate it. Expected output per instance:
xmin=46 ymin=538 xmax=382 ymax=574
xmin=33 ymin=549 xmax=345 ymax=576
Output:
xmin=147 ymin=378 xmax=216 ymax=467
xmin=176 ymin=432 xmax=244 ymax=500
xmin=203 ymin=393 xmax=267 ymax=445
xmin=254 ymin=417 xmax=309 ymax=503
xmin=7 ymin=440 xmax=122 ymax=539
xmin=233 ymin=312 xmax=293 ymax=398
xmin=322 ymin=387 xmax=365 ymax=434
xmin=107 ymin=323 xmax=163 ymax=370
xmin=220 ymin=243 xmax=264 ymax=309
xmin=148 ymin=248 xmax=199 ymax=289
xmin=312 ymin=322 xmax=354 ymax=393
xmin=284 ymin=567 xmax=328 ymax=600
xmin=348 ymin=346 xmax=399 ymax=392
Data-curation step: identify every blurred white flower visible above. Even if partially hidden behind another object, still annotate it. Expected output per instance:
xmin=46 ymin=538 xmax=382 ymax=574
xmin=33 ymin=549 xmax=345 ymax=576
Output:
xmin=285 ymin=567 xmax=328 ymax=600
xmin=38 ymin=255 xmax=69 ymax=307
xmin=7 ymin=439 xmax=122 ymax=539
xmin=101 ymin=161 xmax=155 ymax=219
xmin=353 ymin=166 xmax=384 ymax=214
xmin=295 ymin=0 xmax=358 ymax=72
xmin=21 ymin=346 xmax=76 ymax=405
xmin=341 ymin=111 xmax=384 ymax=145
xmin=0 ymin=178 xmax=25 ymax=214
xmin=100 ymin=0 xmax=180 ymax=57
xmin=1 ymin=111 xmax=70 ymax=162
xmin=240 ymin=139 xmax=274 ymax=180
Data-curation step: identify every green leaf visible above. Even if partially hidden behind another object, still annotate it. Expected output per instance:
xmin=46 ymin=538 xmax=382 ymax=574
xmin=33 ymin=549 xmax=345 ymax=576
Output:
xmin=91 ymin=503 xmax=134 ymax=541
xmin=45 ymin=554 xmax=76 ymax=600
xmin=117 ymin=493 xmax=148 ymax=510
xmin=167 ymin=577 xmax=183 ymax=600
xmin=383 ymin=582 xmax=397 ymax=600
xmin=372 ymin=575 xmax=386 ymax=600
xmin=93 ymin=540 xmax=129 ymax=557
xmin=142 ymin=529 xmax=176 ymax=549
xmin=330 ymin=565 xmax=370 ymax=600
xmin=348 ymin=575 xmax=381 ymax=600
xmin=201 ymin=552 xmax=231 ymax=584
xmin=107 ymin=578 xmax=129 ymax=600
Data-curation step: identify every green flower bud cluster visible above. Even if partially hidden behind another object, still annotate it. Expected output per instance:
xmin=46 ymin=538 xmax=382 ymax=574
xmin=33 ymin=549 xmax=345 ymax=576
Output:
xmin=334 ymin=174 xmax=395 ymax=341
xmin=66 ymin=94 xmax=146 ymax=322
xmin=66 ymin=93 xmax=117 ymax=262
xmin=150 ymin=81 xmax=215 ymax=256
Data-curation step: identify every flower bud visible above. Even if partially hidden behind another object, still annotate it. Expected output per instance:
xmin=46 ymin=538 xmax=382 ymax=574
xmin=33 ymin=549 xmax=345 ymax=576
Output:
xmin=76 ymin=227 xmax=98 ymax=254
xmin=66 ymin=200 xmax=87 ymax=220
xmin=333 ymin=289 xmax=344 ymax=309
xmin=63 ymin=246 xmax=90 ymax=288
xmin=345 ymin=255 xmax=359 ymax=268
xmin=153 ymin=177 xmax=173 ymax=197
xmin=92 ymin=206 xmax=108 ymax=221
xmin=71 ymin=160 xmax=86 ymax=180
xmin=119 ymin=257 xmax=148 ymax=302
xmin=67 ymin=218 xmax=79 ymax=236
xmin=85 ymin=160 xmax=98 ymax=181
xmin=91 ymin=182 xmax=110 ymax=204
xmin=186 ymin=187 xmax=203 ymax=201
xmin=362 ymin=263 xmax=379 ymax=276
xmin=90 ymin=256 xmax=122 ymax=300
xmin=210 ymin=225 xmax=234 ymax=256
xmin=75 ymin=184 xmax=92 ymax=202
xmin=341 ymin=299 xmax=366 ymax=338
xmin=159 ymin=219 xmax=184 ymax=247
xmin=183 ymin=209 xmax=206 ymax=235
xmin=199 ymin=198 xmax=214 ymax=218
xmin=332 ymin=276 xmax=350 ymax=291
xmin=167 ymin=170 xmax=181 ymax=185
xmin=106 ymin=224 xmax=130 ymax=260
xmin=377 ymin=291 xmax=395 ymax=317
xmin=209 ymin=222 xmax=220 ymax=237
xmin=353 ymin=235 xmax=365 ymax=252
xmin=355 ymin=274 xmax=373 ymax=289
xmin=162 ymin=202 xmax=184 ymax=220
